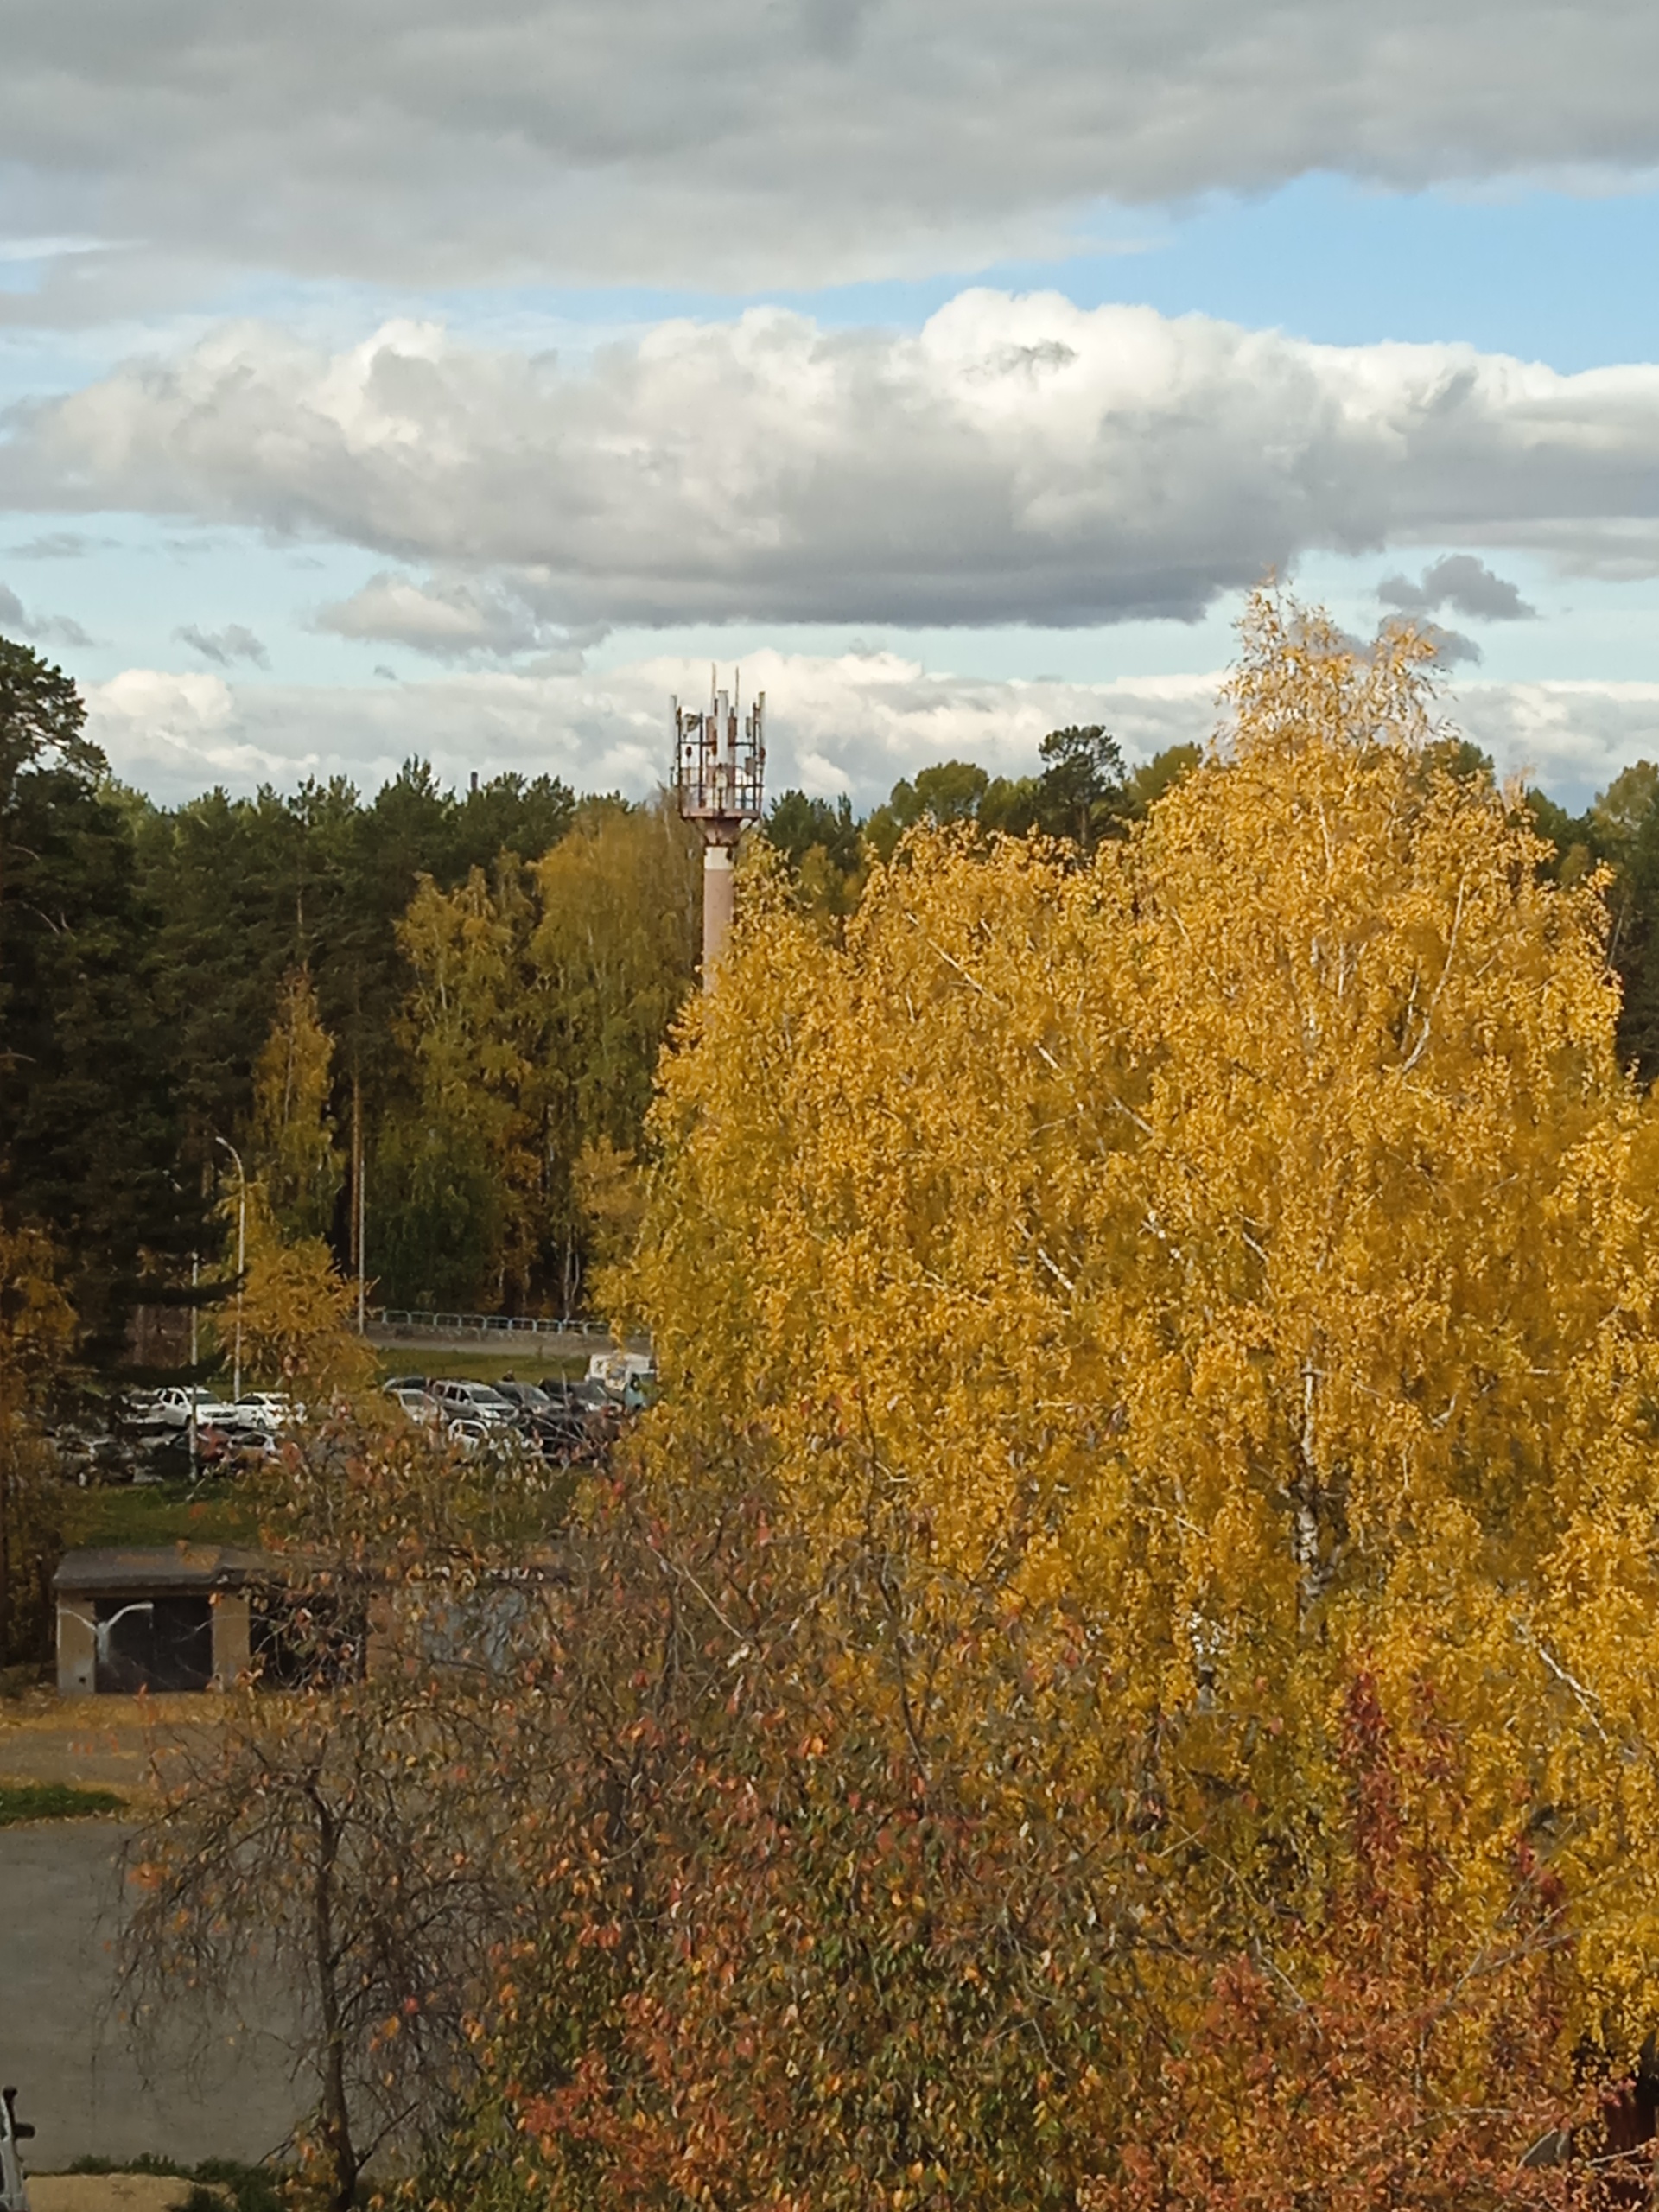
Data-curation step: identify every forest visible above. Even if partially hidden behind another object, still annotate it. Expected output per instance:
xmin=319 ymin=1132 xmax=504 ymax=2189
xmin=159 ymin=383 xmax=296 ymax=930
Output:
xmin=10 ymin=624 xmax=1659 ymax=1391
xmin=90 ymin=594 xmax=1659 ymax=2208
xmin=10 ymin=592 xmax=1659 ymax=2201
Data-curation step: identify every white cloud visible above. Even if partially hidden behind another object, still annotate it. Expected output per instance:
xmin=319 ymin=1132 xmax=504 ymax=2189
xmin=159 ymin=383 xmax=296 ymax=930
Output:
xmin=15 ymin=296 xmax=1659 ymax=635
xmin=83 ymin=649 xmax=1218 ymax=808
xmin=8 ymin=3 xmax=1659 ymax=289
xmin=1451 ymin=679 xmax=1659 ymax=802
xmin=80 ymin=645 xmax=1659 ymax=817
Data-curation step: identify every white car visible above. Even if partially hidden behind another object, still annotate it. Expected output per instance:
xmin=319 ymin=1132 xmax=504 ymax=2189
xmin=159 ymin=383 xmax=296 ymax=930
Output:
xmin=386 ymin=1386 xmax=443 ymax=1427
xmin=235 ymin=1392 xmax=302 ymax=1427
xmin=141 ymin=1386 xmax=244 ymax=1428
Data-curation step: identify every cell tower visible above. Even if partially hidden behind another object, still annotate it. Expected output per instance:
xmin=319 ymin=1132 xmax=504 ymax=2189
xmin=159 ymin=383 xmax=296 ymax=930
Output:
xmin=674 ymin=670 xmax=766 ymax=985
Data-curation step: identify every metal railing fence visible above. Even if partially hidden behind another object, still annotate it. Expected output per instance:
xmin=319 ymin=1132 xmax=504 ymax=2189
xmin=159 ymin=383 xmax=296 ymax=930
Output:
xmin=372 ymin=1309 xmax=614 ymax=1339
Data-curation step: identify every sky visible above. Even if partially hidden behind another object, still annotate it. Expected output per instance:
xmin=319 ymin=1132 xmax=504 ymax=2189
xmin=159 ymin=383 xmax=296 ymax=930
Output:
xmin=9 ymin=2 xmax=1659 ymax=809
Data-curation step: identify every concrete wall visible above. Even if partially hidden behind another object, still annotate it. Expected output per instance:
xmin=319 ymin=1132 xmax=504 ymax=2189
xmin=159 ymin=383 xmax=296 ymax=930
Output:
xmin=212 ymin=1591 xmax=250 ymax=1686
xmin=56 ymin=1601 xmax=96 ymax=1697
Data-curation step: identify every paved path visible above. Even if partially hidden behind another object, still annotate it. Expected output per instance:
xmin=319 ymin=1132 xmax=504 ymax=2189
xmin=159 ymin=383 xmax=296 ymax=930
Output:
xmin=0 ymin=1821 xmax=305 ymax=2171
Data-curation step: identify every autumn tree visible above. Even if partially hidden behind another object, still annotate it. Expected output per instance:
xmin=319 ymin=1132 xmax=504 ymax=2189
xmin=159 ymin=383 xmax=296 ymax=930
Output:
xmin=385 ymin=798 xmax=699 ymax=1313
xmin=217 ymin=1184 xmax=374 ymax=1402
xmin=607 ymin=590 xmax=1659 ymax=2170
xmin=118 ymin=1414 xmax=575 ymax=2208
xmin=250 ymin=965 xmax=345 ymax=1243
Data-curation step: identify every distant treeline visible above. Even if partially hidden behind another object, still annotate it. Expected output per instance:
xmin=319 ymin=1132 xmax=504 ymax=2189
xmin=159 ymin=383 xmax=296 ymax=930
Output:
xmin=1 ymin=634 xmax=1655 ymax=1370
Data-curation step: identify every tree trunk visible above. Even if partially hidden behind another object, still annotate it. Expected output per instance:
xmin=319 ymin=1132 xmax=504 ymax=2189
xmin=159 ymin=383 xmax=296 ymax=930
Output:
xmin=308 ymin=1791 xmax=359 ymax=2209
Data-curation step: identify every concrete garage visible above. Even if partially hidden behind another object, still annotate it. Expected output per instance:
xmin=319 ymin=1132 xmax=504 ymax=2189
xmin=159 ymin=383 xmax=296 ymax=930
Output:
xmin=54 ymin=1547 xmax=264 ymax=1697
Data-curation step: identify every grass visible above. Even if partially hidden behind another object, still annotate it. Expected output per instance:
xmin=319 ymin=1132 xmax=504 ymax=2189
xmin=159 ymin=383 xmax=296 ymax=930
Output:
xmin=0 ymin=1779 xmax=124 ymax=1824
xmin=373 ymin=1344 xmax=588 ymax=1385
xmin=60 ymin=1475 xmax=262 ymax=1552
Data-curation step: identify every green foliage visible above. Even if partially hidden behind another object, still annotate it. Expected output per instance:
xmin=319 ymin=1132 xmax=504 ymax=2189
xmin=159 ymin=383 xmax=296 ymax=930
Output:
xmin=0 ymin=637 xmax=186 ymax=1356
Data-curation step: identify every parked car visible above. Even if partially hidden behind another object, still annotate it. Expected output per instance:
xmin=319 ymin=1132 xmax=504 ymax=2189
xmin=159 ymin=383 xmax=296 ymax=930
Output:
xmin=196 ymin=1420 xmax=278 ymax=1470
xmin=429 ymin=1379 xmax=518 ymax=1425
xmin=447 ymin=1415 xmax=493 ymax=1453
xmin=234 ymin=1391 xmax=302 ymax=1427
xmin=540 ymin=1376 xmax=613 ymax=1413
xmin=493 ymin=1380 xmax=559 ymax=1417
xmin=385 ymin=1385 xmax=442 ymax=1427
xmin=140 ymin=1386 xmax=245 ymax=1428
xmin=382 ymin=1374 xmax=429 ymax=1394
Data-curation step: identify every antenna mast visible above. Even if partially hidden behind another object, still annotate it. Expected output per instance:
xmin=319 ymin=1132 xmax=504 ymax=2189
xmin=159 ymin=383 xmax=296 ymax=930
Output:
xmin=673 ymin=670 xmax=766 ymax=985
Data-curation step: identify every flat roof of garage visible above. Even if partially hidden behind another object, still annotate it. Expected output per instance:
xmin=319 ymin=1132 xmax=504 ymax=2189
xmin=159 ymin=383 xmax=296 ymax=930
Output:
xmin=54 ymin=1543 xmax=272 ymax=1595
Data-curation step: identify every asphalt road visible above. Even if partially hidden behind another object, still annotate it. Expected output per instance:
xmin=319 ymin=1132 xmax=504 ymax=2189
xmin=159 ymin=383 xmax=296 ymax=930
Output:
xmin=0 ymin=1821 xmax=305 ymax=2171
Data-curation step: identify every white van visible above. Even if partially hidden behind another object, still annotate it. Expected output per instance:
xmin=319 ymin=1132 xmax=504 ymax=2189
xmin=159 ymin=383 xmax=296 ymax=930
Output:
xmin=585 ymin=1351 xmax=656 ymax=1399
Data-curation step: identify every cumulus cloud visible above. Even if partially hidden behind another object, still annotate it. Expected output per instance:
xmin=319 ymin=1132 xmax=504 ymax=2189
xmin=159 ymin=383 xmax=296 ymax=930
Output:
xmin=7 ymin=2 xmax=1659 ymax=288
xmin=175 ymin=620 xmax=270 ymax=667
xmin=82 ymin=649 xmax=1223 ymax=810
xmin=0 ymin=577 xmax=94 ymax=649
xmin=11 ymin=296 xmax=1659 ymax=634
xmin=1379 ymin=554 xmax=1537 ymax=621
xmin=77 ymin=638 xmax=1654 ymax=817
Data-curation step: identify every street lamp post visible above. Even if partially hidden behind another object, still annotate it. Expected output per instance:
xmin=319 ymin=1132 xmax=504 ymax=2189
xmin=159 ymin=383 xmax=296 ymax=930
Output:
xmin=215 ymin=1135 xmax=247 ymax=1403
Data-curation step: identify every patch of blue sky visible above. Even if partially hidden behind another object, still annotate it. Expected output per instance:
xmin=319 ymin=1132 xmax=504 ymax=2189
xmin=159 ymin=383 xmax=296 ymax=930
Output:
xmin=0 ymin=512 xmax=387 ymax=688
xmin=389 ymin=173 xmax=1659 ymax=372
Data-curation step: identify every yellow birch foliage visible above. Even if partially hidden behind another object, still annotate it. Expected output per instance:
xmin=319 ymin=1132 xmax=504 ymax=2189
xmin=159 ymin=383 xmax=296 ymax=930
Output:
xmin=221 ymin=1183 xmax=374 ymax=1402
xmin=624 ymin=592 xmax=1659 ymax=2049
xmin=398 ymin=862 xmax=542 ymax=1301
xmin=250 ymin=965 xmax=345 ymax=1242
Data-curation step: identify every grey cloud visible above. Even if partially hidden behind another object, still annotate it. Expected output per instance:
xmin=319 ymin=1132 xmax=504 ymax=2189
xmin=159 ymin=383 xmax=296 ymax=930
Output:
xmin=175 ymin=621 xmax=270 ymax=667
xmin=1417 ymin=620 xmax=1482 ymax=669
xmin=7 ymin=3 xmax=1659 ymax=289
xmin=1379 ymin=554 xmax=1537 ymax=621
xmin=0 ymin=577 xmax=94 ymax=648
xmin=315 ymin=573 xmax=556 ymax=658
xmin=12 ymin=297 xmax=1659 ymax=633
xmin=10 ymin=530 xmax=103 ymax=558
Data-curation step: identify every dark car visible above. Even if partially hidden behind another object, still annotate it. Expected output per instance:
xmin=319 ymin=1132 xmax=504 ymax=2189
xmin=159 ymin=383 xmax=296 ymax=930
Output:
xmin=539 ymin=1376 xmax=612 ymax=1414
xmin=493 ymin=1381 xmax=563 ymax=1419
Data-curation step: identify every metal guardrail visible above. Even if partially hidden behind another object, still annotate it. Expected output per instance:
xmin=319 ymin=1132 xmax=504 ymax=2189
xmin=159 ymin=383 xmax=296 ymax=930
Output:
xmin=372 ymin=1309 xmax=613 ymax=1338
